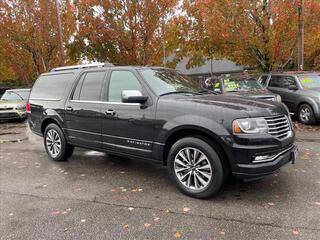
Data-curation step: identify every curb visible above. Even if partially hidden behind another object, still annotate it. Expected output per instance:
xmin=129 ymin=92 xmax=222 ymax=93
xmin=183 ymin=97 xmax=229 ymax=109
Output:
xmin=0 ymin=137 xmax=29 ymax=144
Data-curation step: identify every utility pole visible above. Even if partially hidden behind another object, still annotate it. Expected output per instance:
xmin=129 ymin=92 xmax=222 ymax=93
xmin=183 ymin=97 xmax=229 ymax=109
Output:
xmin=298 ymin=0 xmax=304 ymax=71
xmin=55 ymin=0 xmax=65 ymax=66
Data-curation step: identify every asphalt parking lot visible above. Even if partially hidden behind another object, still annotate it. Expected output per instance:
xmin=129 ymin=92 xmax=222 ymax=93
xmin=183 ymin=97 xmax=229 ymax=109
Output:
xmin=0 ymin=121 xmax=320 ymax=240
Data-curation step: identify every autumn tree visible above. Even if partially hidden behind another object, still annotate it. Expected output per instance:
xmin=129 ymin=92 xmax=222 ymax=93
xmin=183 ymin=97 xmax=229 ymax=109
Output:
xmin=304 ymin=0 xmax=320 ymax=70
xmin=0 ymin=0 xmax=76 ymax=84
xmin=69 ymin=0 xmax=177 ymax=66
xmin=175 ymin=0 xmax=304 ymax=72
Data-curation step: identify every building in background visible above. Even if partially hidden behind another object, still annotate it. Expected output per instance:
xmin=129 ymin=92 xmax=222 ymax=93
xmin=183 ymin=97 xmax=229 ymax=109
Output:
xmin=174 ymin=57 xmax=244 ymax=84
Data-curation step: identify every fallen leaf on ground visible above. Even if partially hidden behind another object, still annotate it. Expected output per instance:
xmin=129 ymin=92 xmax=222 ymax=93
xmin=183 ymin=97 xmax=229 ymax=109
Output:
xmin=183 ymin=207 xmax=190 ymax=212
xmin=144 ymin=223 xmax=151 ymax=228
xmin=267 ymin=202 xmax=275 ymax=206
xmin=80 ymin=174 xmax=85 ymax=177
xmin=128 ymin=207 xmax=134 ymax=211
xmin=52 ymin=211 xmax=60 ymax=215
xmin=81 ymin=219 xmax=86 ymax=223
xmin=9 ymin=213 xmax=13 ymax=216
xmin=292 ymin=230 xmax=299 ymax=235
xmin=315 ymin=202 xmax=320 ymax=206
xmin=174 ymin=232 xmax=182 ymax=238
xmin=123 ymin=224 xmax=129 ymax=229
xmin=220 ymin=231 xmax=225 ymax=235
xmin=153 ymin=217 xmax=160 ymax=222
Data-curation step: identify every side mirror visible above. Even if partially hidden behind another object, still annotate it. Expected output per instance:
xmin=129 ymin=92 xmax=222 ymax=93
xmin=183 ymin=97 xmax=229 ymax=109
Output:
xmin=288 ymin=85 xmax=298 ymax=91
xmin=121 ymin=90 xmax=148 ymax=103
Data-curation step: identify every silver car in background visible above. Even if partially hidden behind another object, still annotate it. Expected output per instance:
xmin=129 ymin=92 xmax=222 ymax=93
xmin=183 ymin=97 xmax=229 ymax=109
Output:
xmin=259 ymin=72 xmax=320 ymax=124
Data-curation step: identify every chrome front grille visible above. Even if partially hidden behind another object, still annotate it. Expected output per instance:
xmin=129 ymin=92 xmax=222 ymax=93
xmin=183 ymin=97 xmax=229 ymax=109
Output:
xmin=265 ymin=115 xmax=291 ymax=139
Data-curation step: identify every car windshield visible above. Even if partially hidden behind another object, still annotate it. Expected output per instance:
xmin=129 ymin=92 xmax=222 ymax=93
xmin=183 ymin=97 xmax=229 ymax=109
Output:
xmin=139 ymin=68 xmax=203 ymax=96
xmin=298 ymin=75 xmax=320 ymax=89
xmin=1 ymin=90 xmax=30 ymax=101
xmin=223 ymin=78 xmax=263 ymax=92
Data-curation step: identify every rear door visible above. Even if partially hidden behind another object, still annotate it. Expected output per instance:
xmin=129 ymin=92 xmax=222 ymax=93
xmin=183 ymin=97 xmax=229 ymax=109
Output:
xmin=64 ymin=70 xmax=107 ymax=149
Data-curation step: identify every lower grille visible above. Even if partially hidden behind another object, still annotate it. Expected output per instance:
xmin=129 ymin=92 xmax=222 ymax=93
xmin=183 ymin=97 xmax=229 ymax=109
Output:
xmin=264 ymin=115 xmax=291 ymax=139
xmin=0 ymin=107 xmax=14 ymax=110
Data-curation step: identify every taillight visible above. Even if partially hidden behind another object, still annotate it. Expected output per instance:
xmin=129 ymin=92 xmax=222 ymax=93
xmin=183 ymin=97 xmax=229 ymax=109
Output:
xmin=26 ymin=101 xmax=31 ymax=114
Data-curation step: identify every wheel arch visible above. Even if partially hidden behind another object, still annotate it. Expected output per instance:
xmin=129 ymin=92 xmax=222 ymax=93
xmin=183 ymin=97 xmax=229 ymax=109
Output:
xmin=162 ymin=126 xmax=231 ymax=172
xmin=41 ymin=118 xmax=62 ymax=135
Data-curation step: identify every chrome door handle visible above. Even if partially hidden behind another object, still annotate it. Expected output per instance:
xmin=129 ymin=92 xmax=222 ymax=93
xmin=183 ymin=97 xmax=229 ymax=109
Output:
xmin=105 ymin=110 xmax=116 ymax=116
xmin=66 ymin=106 xmax=73 ymax=111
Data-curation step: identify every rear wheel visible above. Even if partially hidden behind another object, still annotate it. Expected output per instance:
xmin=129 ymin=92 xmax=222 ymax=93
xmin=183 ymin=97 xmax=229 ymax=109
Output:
xmin=298 ymin=103 xmax=316 ymax=125
xmin=44 ymin=123 xmax=74 ymax=161
xmin=167 ymin=137 xmax=225 ymax=198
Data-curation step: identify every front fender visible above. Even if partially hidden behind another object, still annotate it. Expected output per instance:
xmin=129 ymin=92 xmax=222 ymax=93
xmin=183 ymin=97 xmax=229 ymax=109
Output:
xmin=156 ymin=114 xmax=231 ymax=144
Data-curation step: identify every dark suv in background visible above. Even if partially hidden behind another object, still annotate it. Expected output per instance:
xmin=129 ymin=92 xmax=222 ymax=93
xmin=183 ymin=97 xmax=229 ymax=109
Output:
xmin=259 ymin=72 xmax=320 ymax=124
xmin=28 ymin=64 xmax=297 ymax=198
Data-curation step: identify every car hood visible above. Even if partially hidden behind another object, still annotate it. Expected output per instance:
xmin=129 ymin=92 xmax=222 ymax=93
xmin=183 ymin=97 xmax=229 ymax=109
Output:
xmin=225 ymin=88 xmax=277 ymax=98
xmin=0 ymin=99 xmax=25 ymax=108
xmin=165 ymin=94 xmax=286 ymax=118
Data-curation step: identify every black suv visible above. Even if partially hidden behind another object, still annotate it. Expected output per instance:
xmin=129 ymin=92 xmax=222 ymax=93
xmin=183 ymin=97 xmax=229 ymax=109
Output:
xmin=259 ymin=72 xmax=320 ymax=124
xmin=28 ymin=64 xmax=297 ymax=198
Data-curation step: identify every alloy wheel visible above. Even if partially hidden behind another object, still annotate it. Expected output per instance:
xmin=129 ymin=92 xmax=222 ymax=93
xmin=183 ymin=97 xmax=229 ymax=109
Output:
xmin=174 ymin=147 xmax=212 ymax=191
xmin=46 ymin=129 xmax=61 ymax=158
xmin=300 ymin=107 xmax=311 ymax=122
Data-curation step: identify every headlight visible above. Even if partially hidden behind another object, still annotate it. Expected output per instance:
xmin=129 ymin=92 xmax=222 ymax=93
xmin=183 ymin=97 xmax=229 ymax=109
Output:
xmin=233 ymin=117 xmax=268 ymax=134
xmin=15 ymin=105 xmax=26 ymax=110
xmin=275 ymin=95 xmax=282 ymax=102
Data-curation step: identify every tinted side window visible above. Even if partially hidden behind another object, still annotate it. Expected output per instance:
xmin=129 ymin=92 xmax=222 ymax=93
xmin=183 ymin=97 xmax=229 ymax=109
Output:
xmin=30 ymin=73 xmax=73 ymax=100
xmin=282 ymin=76 xmax=296 ymax=88
xmin=108 ymin=71 xmax=142 ymax=102
xmin=77 ymin=71 xmax=105 ymax=101
xmin=268 ymin=76 xmax=283 ymax=88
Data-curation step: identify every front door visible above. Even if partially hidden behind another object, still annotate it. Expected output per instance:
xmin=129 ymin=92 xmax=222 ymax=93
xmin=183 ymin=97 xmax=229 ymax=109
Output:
xmin=267 ymin=75 xmax=298 ymax=112
xmin=100 ymin=69 xmax=155 ymax=158
xmin=64 ymin=71 xmax=107 ymax=149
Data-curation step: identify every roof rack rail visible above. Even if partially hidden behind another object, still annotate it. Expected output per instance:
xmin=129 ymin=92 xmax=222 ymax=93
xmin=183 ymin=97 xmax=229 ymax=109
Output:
xmin=51 ymin=62 xmax=114 ymax=72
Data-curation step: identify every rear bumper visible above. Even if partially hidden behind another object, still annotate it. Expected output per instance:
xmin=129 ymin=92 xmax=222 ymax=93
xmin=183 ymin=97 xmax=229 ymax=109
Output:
xmin=232 ymin=144 xmax=297 ymax=179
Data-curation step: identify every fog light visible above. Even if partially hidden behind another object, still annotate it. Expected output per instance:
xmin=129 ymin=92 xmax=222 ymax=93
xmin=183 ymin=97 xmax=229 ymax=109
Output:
xmin=253 ymin=154 xmax=275 ymax=163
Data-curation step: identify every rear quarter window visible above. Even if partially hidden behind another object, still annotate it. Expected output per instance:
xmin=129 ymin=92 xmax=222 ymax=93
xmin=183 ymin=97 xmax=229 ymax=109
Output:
xmin=30 ymin=73 xmax=74 ymax=100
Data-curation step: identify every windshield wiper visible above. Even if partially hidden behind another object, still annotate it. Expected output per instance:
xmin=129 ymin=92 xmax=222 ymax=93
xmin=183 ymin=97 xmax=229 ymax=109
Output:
xmin=160 ymin=91 xmax=199 ymax=96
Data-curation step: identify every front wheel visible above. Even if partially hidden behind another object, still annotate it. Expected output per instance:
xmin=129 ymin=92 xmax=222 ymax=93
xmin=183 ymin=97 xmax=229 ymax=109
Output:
xmin=44 ymin=123 xmax=74 ymax=161
xmin=167 ymin=137 xmax=225 ymax=198
xmin=298 ymin=103 xmax=316 ymax=125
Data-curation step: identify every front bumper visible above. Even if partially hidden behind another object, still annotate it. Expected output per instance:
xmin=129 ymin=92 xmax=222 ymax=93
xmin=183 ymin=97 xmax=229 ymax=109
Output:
xmin=232 ymin=144 xmax=298 ymax=179
xmin=0 ymin=110 xmax=27 ymax=120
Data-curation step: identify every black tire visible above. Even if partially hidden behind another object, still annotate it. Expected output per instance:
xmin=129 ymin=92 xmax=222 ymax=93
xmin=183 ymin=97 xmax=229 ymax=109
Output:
xmin=167 ymin=137 xmax=226 ymax=199
xmin=44 ymin=123 xmax=74 ymax=161
xmin=298 ymin=103 xmax=316 ymax=125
